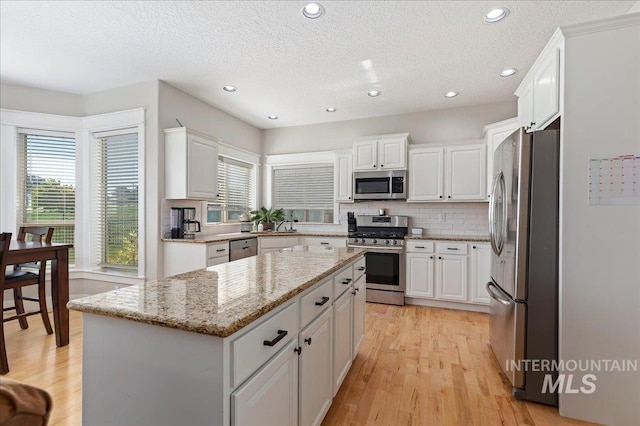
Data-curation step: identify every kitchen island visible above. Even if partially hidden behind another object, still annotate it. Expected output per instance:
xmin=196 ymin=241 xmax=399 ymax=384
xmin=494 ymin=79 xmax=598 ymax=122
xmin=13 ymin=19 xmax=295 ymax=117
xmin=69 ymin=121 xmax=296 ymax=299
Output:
xmin=68 ymin=246 xmax=366 ymax=426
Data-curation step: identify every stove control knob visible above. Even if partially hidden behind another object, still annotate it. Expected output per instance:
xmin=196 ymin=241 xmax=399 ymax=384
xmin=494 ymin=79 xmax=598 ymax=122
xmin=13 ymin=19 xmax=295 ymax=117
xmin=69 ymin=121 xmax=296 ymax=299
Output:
xmin=360 ymin=239 xmax=366 ymax=244
xmin=372 ymin=239 xmax=377 ymax=244
xmin=393 ymin=240 xmax=398 ymax=245
xmin=385 ymin=240 xmax=390 ymax=245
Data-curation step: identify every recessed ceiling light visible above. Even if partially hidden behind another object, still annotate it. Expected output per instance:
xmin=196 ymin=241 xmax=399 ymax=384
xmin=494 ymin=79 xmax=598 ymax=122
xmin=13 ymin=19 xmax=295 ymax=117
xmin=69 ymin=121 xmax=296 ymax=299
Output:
xmin=500 ymin=68 xmax=518 ymax=77
xmin=485 ymin=8 xmax=509 ymax=23
xmin=326 ymin=107 xmax=337 ymax=112
xmin=302 ymin=2 xmax=324 ymax=19
xmin=268 ymin=115 xmax=278 ymax=120
xmin=445 ymin=91 xmax=459 ymax=98
xmin=222 ymin=85 xmax=237 ymax=92
xmin=368 ymin=90 xmax=382 ymax=97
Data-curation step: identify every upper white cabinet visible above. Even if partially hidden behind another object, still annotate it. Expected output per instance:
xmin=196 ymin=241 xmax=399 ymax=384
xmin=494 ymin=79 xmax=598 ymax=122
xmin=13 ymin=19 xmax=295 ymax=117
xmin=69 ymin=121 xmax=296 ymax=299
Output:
xmin=446 ymin=144 xmax=486 ymax=201
xmin=516 ymin=32 xmax=562 ymax=133
xmin=408 ymin=142 xmax=486 ymax=202
xmin=483 ymin=118 xmax=519 ymax=200
xmin=407 ymin=147 xmax=443 ymax=201
xmin=353 ymin=133 xmax=409 ymax=171
xmin=164 ymin=127 xmax=219 ymax=200
xmin=334 ymin=152 xmax=353 ymax=202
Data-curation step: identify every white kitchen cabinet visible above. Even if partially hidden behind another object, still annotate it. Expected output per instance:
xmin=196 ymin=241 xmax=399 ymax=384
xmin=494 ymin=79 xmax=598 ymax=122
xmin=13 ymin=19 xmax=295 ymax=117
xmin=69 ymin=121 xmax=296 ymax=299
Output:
xmin=332 ymin=290 xmax=352 ymax=396
xmin=407 ymin=147 xmax=443 ymax=201
xmin=407 ymin=143 xmax=485 ymax=202
xmin=406 ymin=252 xmax=435 ymax=298
xmin=446 ymin=144 xmax=486 ymax=201
xmin=258 ymin=236 xmax=300 ymax=254
xmin=298 ymin=308 xmax=333 ymax=426
xmin=436 ymin=254 xmax=468 ymax=302
xmin=351 ymin=276 xmax=366 ymax=358
xmin=483 ymin=118 xmax=519 ymax=200
xmin=231 ymin=340 xmax=298 ymax=426
xmin=335 ymin=152 xmax=353 ymax=202
xmin=164 ymin=241 xmax=229 ymax=277
xmin=303 ymin=237 xmax=347 ymax=248
xmin=470 ymin=243 xmax=491 ymax=305
xmin=353 ymin=133 xmax=409 ymax=171
xmin=164 ymin=127 xmax=219 ymax=200
xmin=516 ymin=33 xmax=562 ymax=133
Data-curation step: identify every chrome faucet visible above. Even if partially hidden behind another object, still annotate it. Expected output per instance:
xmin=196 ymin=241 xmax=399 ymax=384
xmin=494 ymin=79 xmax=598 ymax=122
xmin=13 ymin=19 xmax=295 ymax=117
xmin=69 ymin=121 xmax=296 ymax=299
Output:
xmin=275 ymin=221 xmax=285 ymax=232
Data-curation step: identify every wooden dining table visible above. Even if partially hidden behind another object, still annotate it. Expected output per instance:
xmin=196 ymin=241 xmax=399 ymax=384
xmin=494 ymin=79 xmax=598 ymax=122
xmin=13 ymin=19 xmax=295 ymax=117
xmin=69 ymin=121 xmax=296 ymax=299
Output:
xmin=2 ymin=241 xmax=73 ymax=347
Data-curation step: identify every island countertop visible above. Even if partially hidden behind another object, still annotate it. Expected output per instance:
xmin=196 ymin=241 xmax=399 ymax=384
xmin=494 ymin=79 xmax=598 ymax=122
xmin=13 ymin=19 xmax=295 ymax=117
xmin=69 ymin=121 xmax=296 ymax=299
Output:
xmin=68 ymin=246 xmax=365 ymax=338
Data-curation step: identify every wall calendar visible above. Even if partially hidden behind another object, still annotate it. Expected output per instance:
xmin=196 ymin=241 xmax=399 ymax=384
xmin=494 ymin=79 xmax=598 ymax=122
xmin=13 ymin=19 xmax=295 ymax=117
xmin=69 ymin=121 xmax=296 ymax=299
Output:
xmin=589 ymin=154 xmax=640 ymax=206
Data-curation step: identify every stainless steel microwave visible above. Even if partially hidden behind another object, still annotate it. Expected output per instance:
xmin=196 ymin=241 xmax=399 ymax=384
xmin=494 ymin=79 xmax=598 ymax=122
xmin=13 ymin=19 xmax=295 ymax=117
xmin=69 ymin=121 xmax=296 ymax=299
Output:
xmin=353 ymin=170 xmax=407 ymax=201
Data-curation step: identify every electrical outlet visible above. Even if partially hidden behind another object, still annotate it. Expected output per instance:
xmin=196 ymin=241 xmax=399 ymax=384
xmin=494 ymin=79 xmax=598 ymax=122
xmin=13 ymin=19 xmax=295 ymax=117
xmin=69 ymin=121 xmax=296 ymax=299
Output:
xmin=439 ymin=213 xmax=446 ymax=223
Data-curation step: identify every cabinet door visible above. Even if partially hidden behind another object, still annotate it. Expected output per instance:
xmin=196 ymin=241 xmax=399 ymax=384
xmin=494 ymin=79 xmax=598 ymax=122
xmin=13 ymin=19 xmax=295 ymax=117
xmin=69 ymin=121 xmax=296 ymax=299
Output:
xmin=232 ymin=340 xmax=298 ymax=426
xmin=446 ymin=144 xmax=486 ymax=201
xmin=353 ymin=140 xmax=378 ymax=171
xmin=332 ymin=291 xmax=352 ymax=396
xmin=299 ymin=309 xmax=333 ymax=426
xmin=352 ymin=276 xmax=366 ymax=358
xmin=470 ymin=244 xmax=491 ymax=304
xmin=408 ymin=148 xmax=443 ymax=201
xmin=187 ymin=135 xmax=219 ymax=199
xmin=406 ymin=252 xmax=435 ymax=298
xmin=335 ymin=153 xmax=353 ymax=202
xmin=378 ymin=137 xmax=407 ymax=169
xmin=518 ymin=84 xmax=534 ymax=132
xmin=533 ymin=48 xmax=560 ymax=130
xmin=436 ymin=254 xmax=468 ymax=301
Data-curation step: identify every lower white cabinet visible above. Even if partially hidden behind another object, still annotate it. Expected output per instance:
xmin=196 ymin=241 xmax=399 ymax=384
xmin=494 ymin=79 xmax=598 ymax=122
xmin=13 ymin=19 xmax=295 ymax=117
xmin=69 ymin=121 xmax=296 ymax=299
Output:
xmin=231 ymin=340 xmax=299 ymax=426
xmin=164 ymin=241 xmax=229 ymax=277
xmin=298 ymin=308 xmax=333 ymax=426
xmin=351 ymin=276 xmax=366 ymax=358
xmin=332 ymin=290 xmax=352 ymax=396
xmin=436 ymin=254 xmax=468 ymax=301
xmin=303 ymin=237 xmax=347 ymax=248
xmin=470 ymin=243 xmax=491 ymax=304
xmin=406 ymin=240 xmax=490 ymax=307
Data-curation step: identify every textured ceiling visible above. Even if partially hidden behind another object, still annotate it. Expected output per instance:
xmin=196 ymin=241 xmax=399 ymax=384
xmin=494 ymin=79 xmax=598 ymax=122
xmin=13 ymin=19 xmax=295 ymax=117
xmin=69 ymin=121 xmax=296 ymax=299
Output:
xmin=0 ymin=1 xmax=635 ymax=129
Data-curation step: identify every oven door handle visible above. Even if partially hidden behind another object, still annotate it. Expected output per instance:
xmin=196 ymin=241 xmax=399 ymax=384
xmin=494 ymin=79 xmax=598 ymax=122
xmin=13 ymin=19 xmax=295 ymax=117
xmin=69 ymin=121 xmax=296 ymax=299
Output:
xmin=348 ymin=245 xmax=404 ymax=251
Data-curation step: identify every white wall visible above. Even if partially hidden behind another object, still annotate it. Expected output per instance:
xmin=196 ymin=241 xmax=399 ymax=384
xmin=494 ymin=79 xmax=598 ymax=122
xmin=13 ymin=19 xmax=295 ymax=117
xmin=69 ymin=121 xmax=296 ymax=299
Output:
xmin=559 ymin=18 xmax=640 ymax=425
xmin=0 ymin=83 xmax=85 ymax=116
xmin=262 ymin=101 xmax=515 ymax=154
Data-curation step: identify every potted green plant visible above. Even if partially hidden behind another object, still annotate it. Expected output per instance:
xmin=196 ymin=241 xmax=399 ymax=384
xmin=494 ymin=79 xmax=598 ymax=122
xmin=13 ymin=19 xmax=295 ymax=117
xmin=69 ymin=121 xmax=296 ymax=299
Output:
xmin=249 ymin=207 xmax=285 ymax=231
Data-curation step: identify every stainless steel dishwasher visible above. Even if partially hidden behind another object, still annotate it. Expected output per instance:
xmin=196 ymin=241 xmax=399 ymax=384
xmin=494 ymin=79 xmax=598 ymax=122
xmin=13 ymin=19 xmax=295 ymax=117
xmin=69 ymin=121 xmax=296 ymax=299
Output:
xmin=229 ymin=237 xmax=258 ymax=261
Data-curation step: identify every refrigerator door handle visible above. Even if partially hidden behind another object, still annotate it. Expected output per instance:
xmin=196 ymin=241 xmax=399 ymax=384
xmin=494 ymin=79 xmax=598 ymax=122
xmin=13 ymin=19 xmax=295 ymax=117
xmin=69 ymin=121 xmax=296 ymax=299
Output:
xmin=486 ymin=281 xmax=512 ymax=305
xmin=497 ymin=172 xmax=507 ymax=254
xmin=489 ymin=172 xmax=503 ymax=255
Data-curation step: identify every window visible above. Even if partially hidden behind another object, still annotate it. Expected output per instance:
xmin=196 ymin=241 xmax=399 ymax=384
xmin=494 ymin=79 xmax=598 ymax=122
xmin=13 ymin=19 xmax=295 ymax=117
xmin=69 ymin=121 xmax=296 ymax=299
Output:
xmin=272 ymin=165 xmax=334 ymax=223
xmin=207 ymin=156 xmax=255 ymax=223
xmin=93 ymin=131 xmax=139 ymax=272
xmin=17 ymin=131 xmax=76 ymax=262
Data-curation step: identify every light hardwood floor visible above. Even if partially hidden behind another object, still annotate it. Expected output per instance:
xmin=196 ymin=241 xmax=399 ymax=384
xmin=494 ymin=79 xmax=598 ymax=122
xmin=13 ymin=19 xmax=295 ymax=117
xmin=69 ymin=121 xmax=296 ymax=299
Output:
xmin=2 ymin=304 xmax=596 ymax=425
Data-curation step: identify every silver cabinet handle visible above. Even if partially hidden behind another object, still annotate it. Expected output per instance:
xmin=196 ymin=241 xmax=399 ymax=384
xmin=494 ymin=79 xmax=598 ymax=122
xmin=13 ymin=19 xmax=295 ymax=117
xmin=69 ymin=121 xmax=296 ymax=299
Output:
xmin=216 ymin=248 xmax=226 ymax=252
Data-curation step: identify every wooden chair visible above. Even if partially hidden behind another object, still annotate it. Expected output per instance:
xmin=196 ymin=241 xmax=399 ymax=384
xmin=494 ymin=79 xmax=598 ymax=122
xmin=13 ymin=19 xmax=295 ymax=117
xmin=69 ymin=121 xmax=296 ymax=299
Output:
xmin=3 ymin=227 xmax=55 ymax=335
xmin=1 ymin=232 xmax=12 ymax=374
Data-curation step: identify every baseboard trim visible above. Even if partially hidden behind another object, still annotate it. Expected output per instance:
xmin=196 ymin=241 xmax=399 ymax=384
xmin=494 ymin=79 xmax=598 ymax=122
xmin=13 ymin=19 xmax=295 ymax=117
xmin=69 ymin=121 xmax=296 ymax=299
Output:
xmin=405 ymin=297 xmax=490 ymax=313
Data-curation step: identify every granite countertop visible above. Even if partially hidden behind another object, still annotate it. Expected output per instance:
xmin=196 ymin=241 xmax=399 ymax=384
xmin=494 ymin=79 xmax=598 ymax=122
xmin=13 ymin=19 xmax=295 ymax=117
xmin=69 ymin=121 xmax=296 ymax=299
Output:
xmin=405 ymin=234 xmax=490 ymax=242
xmin=161 ymin=231 xmax=348 ymax=243
xmin=68 ymin=246 xmax=365 ymax=338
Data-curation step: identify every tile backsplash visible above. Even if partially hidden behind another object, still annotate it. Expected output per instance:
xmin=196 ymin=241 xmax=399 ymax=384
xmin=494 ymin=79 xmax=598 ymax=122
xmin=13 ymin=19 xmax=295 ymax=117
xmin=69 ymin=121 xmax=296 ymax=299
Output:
xmin=162 ymin=199 xmax=489 ymax=238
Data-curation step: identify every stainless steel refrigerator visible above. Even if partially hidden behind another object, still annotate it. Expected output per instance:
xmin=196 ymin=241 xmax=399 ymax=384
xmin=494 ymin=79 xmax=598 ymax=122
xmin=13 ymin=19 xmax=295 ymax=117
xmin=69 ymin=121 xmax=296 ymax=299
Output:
xmin=487 ymin=127 xmax=559 ymax=407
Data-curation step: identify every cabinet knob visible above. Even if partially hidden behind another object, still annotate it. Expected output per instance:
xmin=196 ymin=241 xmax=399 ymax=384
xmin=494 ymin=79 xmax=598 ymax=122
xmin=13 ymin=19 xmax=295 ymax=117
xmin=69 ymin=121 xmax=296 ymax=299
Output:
xmin=473 ymin=245 xmax=476 ymax=249
xmin=304 ymin=337 xmax=312 ymax=346
xmin=430 ymin=256 xmax=433 ymax=259
xmin=438 ymin=256 xmax=442 ymax=260
xmin=294 ymin=346 xmax=302 ymax=355
xmin=373 ymin=164 xmax=376 ymax=168
xmin=439 ymin=195 xmax=443 ymax=199
xmin=448 ymin=195 xmax=451 ymax=199
xmin=380 ymin=164 xmax=384 ymax=167
xmin=352 ymin=290 xmax=357 ymax=295
xmin=348 ymin=196 xmax=351 ymax=199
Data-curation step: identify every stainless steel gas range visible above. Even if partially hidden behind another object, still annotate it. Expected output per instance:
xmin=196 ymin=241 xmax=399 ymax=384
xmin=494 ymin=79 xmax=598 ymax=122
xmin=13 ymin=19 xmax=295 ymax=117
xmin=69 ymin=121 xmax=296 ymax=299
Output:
xmin=347 ymin=215 xmax=408 ymax=306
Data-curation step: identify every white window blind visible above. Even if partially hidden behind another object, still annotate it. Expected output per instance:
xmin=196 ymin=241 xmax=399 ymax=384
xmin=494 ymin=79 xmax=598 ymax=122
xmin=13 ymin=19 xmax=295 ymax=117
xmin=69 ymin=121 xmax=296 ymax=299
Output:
xmin=92 ymin=132 xmax=139 ymax=271
xmin=17 ymin=131 xmax=76 ymax=261
xmin=273 ymin=165 xmax=334 ymax=209
xmin=207 ymin=156 xmax=255 ymax=223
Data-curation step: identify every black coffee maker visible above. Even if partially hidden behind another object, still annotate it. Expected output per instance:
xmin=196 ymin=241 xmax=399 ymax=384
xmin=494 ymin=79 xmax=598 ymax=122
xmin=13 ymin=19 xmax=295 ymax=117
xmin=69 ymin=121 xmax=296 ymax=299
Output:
xmin=347 ymin=212 xmax=357 ymax=232
xmin=171 ymin=207 xmax=201 ymax=239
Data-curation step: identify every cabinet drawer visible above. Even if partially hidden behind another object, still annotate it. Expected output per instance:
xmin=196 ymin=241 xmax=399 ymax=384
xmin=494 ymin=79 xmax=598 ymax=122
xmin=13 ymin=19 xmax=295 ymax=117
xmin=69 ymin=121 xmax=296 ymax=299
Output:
xmin=333 ymin=266 xmax=353 ymax=299
xmin=207 ymin=242 xmax=229 ymax=259
xmin=207 ymin=256 xmax=228 ymax=267
xmin=353 ymin=256 xmax=366 ymax=281
xmin=232 ymin=302 xmax=299 ymax=388
xmin=303 ymin=237 xmax=347 ymax=248
xmin=436 ymin=242 xmax=468 ymax=255
xmin=259 ymin=237 xmax=300 ymax=249
xmin=300 ymin=278 xmax=333 ymax=331
xmin=406 ymin=241 xmax=434 ymax=253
